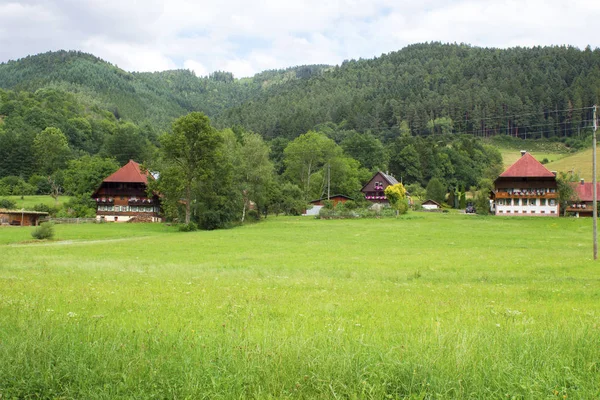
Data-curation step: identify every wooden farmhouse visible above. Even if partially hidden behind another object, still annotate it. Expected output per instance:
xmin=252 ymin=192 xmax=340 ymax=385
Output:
xmin=91 ymin=160 xmax=161 ymax=222
xmin=566 ymin=179 xmax=600 ymax=217
xmin=492 ymin=151 xmax=559 ymax=216
xmin=0 ymin=210 xmax=49 ymax=226
xmin=361 ymin=171 xmax=399 ymax=203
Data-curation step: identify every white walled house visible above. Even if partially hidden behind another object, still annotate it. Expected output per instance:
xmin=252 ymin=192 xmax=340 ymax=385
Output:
xmin=492 ymin=151 xmax=559 ymax=217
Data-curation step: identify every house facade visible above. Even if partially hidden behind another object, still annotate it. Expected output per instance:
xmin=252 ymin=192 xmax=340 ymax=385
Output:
xmin=361 ymin=171 xmax=399 ymax=203
xmin=492 ymin=151 xmax=559 ymax=216
xmin=566 ymin=179 xmax=599 ymax=217
xmin=91 ymin=160 xmax=161 ymax=222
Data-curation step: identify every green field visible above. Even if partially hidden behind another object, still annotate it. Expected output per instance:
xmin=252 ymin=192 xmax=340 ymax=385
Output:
xmin=1 ymin=215 xmax=599 ymax=398
xmin=0 ymin=195 xmax=72 ymax=209
xmin=499 ymin=148 xmax=568 ymax=168
xmin=545 ymin=147 xmax=599 ymax=182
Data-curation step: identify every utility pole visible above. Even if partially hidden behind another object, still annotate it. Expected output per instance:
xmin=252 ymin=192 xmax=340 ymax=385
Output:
xmin=593 ymin=104 xmax=598 ymax=260
xmin=327 ymin=163 xmax=330 ymax=200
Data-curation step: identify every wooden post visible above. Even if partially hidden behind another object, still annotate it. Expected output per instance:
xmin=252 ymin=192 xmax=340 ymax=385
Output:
xmin=593 ymin=104 xmax=597 ymax=260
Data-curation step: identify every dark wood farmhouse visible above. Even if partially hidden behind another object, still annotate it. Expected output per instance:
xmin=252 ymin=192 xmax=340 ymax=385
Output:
xmin=492 ymin=151 xmax=559 ymax=216
xmin=91 ymin=160 xmax=161 ymax=222
xmin=566 ymin=179 xmax=600 ymax=217
xmin=361 ymin=171 xmax=399 ymax=203
xmin=0 ymin=210 xmax=49 ymax=226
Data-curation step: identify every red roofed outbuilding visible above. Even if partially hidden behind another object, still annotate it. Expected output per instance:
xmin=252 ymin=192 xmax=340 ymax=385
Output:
xmin=91 ymin=160 xmax=161 ymax=222
xmin=566 ymin=179 xmax=600 ymax=217
xmin=492 ymin=151 xmax=559 ymax=216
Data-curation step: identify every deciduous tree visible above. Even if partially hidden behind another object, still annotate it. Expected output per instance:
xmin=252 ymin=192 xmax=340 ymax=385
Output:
xmin=156 ymin=112 xmax=222 ymax=224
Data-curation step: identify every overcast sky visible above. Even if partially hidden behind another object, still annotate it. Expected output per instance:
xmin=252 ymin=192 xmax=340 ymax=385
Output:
xmin=0 ymin=0 xmax=598 ymax=78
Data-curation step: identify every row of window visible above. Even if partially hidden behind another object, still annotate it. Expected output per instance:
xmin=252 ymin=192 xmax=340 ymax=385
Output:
xmin=497 ymin=198 xmax=556 ymax=206
xmin=97 ymin=205 xmax=157 ymax=213
xmin=497 ymin=188 xmax=556 ymax=194
xmin=498 ymin=210 xmax=556 ymax=214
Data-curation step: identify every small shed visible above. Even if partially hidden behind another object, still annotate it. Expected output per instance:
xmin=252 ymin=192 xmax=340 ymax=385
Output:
xmin=422 ymin=199 xmax=441 ymax=210
xmin=0 ymin=209 xmax=49 ymax=226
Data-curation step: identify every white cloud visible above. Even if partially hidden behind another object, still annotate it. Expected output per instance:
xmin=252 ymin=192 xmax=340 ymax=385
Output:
xmin=0 ymin=0 xmax=598 ymax=77
xmin=183 ymin=60 xmax=208 ymax=77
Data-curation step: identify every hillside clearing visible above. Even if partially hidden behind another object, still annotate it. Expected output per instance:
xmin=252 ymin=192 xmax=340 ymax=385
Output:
xmin=545 ymin=146 xmax=600 ymax=181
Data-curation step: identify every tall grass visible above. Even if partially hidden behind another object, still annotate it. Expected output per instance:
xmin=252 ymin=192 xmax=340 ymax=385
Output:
xmin=1 ymin=214 xmax=599 ymax=398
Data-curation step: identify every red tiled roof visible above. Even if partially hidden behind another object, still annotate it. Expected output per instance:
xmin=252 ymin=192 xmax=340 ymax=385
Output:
xmin=103 ymin=160 xmax=150 ymax=184
xmin=572 ymin=182 xmax=600 ymax=202
xmin=499 ymin=153 xmax=556 ymax=178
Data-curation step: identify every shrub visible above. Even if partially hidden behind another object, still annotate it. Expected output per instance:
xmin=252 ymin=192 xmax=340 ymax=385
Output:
xmin=31 ymin=222 xmax=54 ymax=240
xmin=33 ymin=203 xmax=60 ymax=216
xmin=343 ymin=200 xmax=357 ymax=210
xmin=247 ymin=209 xmax=259 ymax=221
xmin=199 ymin=210 xmax=224 ymax=230
xmin=57 ymin=196 xmax=96 ymax=218
xmin=178 ymin=222 xmax=198 ymax=232
xmin=318 ymin=207 xmax=335 ymax=219
xmin=28 ymin=175 xmax=52 ymax=194
xmin=396 ymin=200 xmax=409 ymax=215
xmin=0 ymin=198 xmax=17 ymax=209
xmin=322 ymin=200 xmax=334 ymax=210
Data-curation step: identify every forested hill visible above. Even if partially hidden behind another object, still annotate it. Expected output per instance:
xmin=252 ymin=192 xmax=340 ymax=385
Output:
xmin=0 ymin=50 xmax=330 ymax=128
xmin=1 ymin=44 xmax=599 ymax=141
xmin=217 ymin=43 xmax=600 ymax=140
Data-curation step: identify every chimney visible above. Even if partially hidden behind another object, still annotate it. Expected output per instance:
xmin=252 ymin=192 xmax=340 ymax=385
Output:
xmin=581 ymin=179 xmax=585 ymax=185
xmin=520 ymin=150 xmax=526 ymax=157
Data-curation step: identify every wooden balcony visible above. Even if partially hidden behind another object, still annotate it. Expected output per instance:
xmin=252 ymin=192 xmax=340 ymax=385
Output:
xmin=494 ymin=191 xmax=557 ymax=199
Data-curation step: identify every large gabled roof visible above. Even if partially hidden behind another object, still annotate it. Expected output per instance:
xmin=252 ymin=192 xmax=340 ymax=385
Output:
xmin=103 ymin=160 xmax=150 ymax=184
xmin=361 ymin=171 xmax=399 ymax=191
xmin=498 ymin=153 xmax=556 ymax=178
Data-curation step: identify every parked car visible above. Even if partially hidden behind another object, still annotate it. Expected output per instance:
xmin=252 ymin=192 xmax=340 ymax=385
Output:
xmin=465 ymin=203 xmax=476 ymax=214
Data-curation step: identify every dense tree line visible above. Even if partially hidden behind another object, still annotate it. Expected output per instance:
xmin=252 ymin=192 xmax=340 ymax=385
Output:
xmin=219 ymin=43 xmax=600 ymax=141
xmin=0 ymin=50 xmax=329 ymax=129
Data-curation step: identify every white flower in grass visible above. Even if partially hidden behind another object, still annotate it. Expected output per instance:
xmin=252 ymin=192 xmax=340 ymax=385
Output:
xmin=67 ymin=312 xmax=77 ymax=318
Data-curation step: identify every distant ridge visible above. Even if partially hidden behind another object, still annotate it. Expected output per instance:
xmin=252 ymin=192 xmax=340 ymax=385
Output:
xmin=1 ymin=44 xmax=599 ymax=139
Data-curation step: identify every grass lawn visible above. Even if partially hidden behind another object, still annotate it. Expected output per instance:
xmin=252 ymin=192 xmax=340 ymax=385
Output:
xmin=1 ymin=214 xmax=599 ymax=398
xmin=1 ymin=195 xmax=72 ymax=209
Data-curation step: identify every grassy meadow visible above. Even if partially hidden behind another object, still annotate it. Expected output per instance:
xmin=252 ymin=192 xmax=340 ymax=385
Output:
xmin=498 ymin=148 xmax=568 ymax=169
xmin=545 ymin=146 xmax=599 ymax=182
xmin=1 ymin=195 xmax=72 ymax=209
xmin=1 ymin=214 xmax=600 ymax=398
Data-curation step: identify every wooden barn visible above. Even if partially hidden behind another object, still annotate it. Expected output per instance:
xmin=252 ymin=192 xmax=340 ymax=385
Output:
xmin=0 ymin=210 xmax=49 ymax=226
xmin=309 ymin=194 xmax=353 ymax=207
xmin=91 ymin=160 xmax=161 ymax=222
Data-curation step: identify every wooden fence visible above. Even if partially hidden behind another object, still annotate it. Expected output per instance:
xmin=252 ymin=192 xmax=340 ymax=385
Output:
xmin=48 ymin=218 xmax=96 ymax=224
